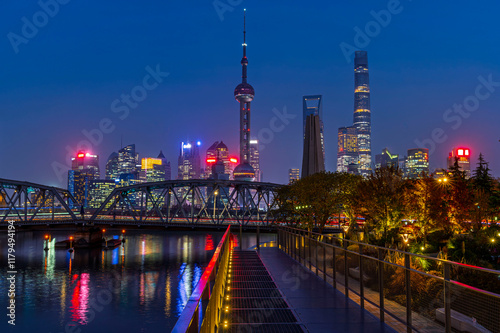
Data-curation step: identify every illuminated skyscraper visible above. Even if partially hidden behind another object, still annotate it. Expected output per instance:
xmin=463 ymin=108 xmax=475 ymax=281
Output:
xmin=157 ymin=150 xmax=171 ymax=180
xmin=406 ymin=148 xmax=429 ymax=179
xmin=353 ymin=51 xmax=372 ymax=176
xmin=337 ymin=126 xmax=358 ymax=173
xmin=105 ymin=152 xmax=119 ymax=180
xmin=67 ymin=151 xmax=99 ymax=208
xmin=177 ymin=141 xmax=201 ymax=180
xmin=140 ymin=157 xmax=166 ymax=182
xmin=205 ymin=141 xmax=231 ymax=178
xmin=303 ymin=95 xmax=324 ymax=160
xmin=302 ymin=114 xmax=325 ymax=178
xmin=233 ymin=9 xmax=256 ymax=182
xmin=89 ymin=180 xmax=116 ymax=209
xmin=118 ymin=144 xmax=140 ymax=177
xmin=375 ymin=148 xmax=399 ymax=169
xmin=288 ymin=168 xmax=300 ymax=184
xmin=447 ymin=147 xmax=471 ymax=178
xmin=249 ymin=139 xmax=261 ymax=182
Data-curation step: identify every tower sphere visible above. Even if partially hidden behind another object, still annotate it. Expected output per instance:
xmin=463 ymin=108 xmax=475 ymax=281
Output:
xmin=234 ymin=82 xmax=254 ymax=102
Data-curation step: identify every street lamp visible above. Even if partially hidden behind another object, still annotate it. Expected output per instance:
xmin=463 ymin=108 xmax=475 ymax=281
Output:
xmin=102 ymin=229 xmax=108 ymax=249
xmin=213 ymin=190 xmax=218 ymax=221
xmin=44 ymin=234 xmax=50 ymax=251
xmin=68 ymin=236 xmax=74 ymax=253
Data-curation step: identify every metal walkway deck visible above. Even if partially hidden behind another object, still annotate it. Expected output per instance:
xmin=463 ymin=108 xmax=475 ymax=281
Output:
xmin=222 ymin=250 xmax=305 ymax=332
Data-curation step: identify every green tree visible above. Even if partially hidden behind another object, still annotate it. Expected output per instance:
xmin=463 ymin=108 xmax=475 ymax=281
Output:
xmin=448 ymin=157 xmax=473 ymax=233
xmin=357 ymin=166 xmax=407 ymax=243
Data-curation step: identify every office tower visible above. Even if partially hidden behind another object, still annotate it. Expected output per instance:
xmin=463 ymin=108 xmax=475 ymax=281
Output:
xmin=303 ymin=95 xmax=324 ymax=161
xmin=118 ymin=144 xmax=140 ymax=177
xmin=288 ymin=168 xmax=300 ymax=184
xmin=302 ymin=115 xmax=325 ymax=178
xmin=447 ymin=147 xmax=471 ymax=178
xmin=337 ymin=126 xmax=358 ymax=173
xmin=157 ymin=150 xmax=171 ymax=180
xmin=353 ymin=51 xmax=372 ymax=176
xmin=89 ymin=180 xmax=116 ymax=209
xmin=406 ymin=148 xmax=429 ymax=179
xmin=105 ymin=152 xmax=119 ymax=180
xmin=205 ymin=141 xmax=232 ymax=178
xmin=140 ymin=157 xmax=167 ymax=182
xmin=249 ymin=139 xmax=261 ymax=182
xmin=233 ymin=10 xmax=256 ymax=181
xmin=375 ymin=148 xmax=399 ymax=169
xmin=67 ymin=151 xmax=99 ymax=208
xmin=177 ymin=141 xmax=201 ymax=180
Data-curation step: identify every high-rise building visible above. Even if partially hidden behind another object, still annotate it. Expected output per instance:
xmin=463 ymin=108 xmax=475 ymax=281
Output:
xmin=67 ymin=151 xmax=99 ymax=208
xmin=118 ymin=144 xmax=140 ymax=177
xmin=205 ymin=141 xmax=232 ymax=178
xmin=105 ymin=152 xmax=119 ymax=180
xmin=177 ymin=141 xmax=201 ymax=180
xmin=353 ymin=51 xmax=372 ymax=176
xmin=375 ymin=148 xmax=399 ymax=169
xmin=288 ymin=168 xmax=300 ymax=184
xmin=303 ymin=95 xmax=324 ymax=161
xmin=406 ymin=148 xmax=429 ymax=179
xmin=337 ymin=126 xmax=358 ymax=173
xmin=233 ymin=10 xmax=256 ymax=182
xmin=302 ymin=114 xmax=325 ymax=178
xmin=157 ymin=150 xmax=171 ymax=180
xmin=249 ymin=139 xmax=261 ymax=182
xmin=89 ymin=180 xmax=116 ymax=209
xmin=140 ymin=157 xmax=167 ymax=182
xmin=447 ymin=147 xmax=471 ymax=178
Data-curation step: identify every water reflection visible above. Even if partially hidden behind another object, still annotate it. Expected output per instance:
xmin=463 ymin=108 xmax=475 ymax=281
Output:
xmin=0 ymin=229 xmax=275 ymax=332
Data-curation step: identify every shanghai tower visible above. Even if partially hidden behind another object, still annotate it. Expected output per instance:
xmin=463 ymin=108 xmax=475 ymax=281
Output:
xmin=233 ymin=9 xmax=256 ymax=181
xmin=353 ymin=51 xmax=371 ymax=175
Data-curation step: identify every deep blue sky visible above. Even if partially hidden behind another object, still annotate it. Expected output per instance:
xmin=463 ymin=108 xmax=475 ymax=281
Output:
xmin=1 ymin=0 xmax=499 ymax=187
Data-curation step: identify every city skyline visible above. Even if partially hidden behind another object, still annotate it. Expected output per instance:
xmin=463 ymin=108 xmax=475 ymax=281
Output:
xmin=2 ymin=1 xmax=500 ymax=187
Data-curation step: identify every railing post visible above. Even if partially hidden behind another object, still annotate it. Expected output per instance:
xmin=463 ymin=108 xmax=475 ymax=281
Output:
xmin=359 ymin=244 xmax=364 ymax=309
xmin=239 ymin=224 xmax=243 ymax=250
xmin=308 ymin=232 xmax=312 ymax=271
xmin=299 ymin=230 xmax=302 ymax=265
xmin=256 ymin=225 xmax=260 ymax=252
xmin=344 ymin=239 xmax=349 ymax=297
xmin=378 ymin=248 xmax=385 ymax=323
xmin=315 ymin=238 xmax=319 ymax=276
xmin=323 ymin=243 xmax=326 ymax=281
xmin=405 ymin=253 xmax=412 ymax=333
xmin=444 ymin=262 xmax=451 ymax=333
xmin=332 ymin=243 xmax=336 ymax=290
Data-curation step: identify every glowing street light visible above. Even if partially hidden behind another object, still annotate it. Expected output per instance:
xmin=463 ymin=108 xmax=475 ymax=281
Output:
xmin=213 ymin=190 xmax=219 ymax=220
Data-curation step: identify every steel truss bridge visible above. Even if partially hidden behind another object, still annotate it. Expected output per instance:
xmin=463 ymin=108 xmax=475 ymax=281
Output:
xmin=0 ymin=178 xmax=282 ymax=226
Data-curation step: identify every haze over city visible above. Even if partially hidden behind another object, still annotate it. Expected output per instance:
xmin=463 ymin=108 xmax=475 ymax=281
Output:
xmin=1 ymin=0 xmax=499 ymax=187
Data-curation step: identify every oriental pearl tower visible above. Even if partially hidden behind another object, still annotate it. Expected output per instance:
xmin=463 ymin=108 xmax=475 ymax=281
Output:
xmin=233 ymin=9 xmax=256 ymax=181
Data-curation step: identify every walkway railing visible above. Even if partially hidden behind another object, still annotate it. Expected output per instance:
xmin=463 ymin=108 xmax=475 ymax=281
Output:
xmin=278 ymin=226 xmax=500 ymax=333
xmin=172 ymin=226 xmax=232 ymax=333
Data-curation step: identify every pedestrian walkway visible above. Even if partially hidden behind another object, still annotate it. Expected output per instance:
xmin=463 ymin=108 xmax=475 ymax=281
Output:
xmin=222 ymin=250 xmax=305 ymax=332
xmin=259 ymin=247 xmax=397 ymax=333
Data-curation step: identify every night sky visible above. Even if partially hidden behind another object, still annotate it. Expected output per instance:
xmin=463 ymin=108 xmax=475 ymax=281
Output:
xmin=1 ymin=0 xmax=499 ymax=187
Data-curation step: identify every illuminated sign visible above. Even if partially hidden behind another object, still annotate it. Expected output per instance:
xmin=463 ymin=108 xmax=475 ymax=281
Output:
xmin=230 ymin=157 xmax=238 ymax=164
xmin=456 ymin=148 xmax=470 ymax=157
xmin=77 ymin=153 xmax=85 ymax=158
xmin=206 ymin=158 xmax=216 ymax=164
xmin=249 ymin=140 xmax=258 ymax=144
xmin=197 ymin=141 xmax=201 ymax=146
xmin=183 ymin=143 xmax=192 ymax=149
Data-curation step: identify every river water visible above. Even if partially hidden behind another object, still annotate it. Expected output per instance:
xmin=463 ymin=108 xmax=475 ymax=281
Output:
xmin=0 ymin=228 xmax=274 ymax=332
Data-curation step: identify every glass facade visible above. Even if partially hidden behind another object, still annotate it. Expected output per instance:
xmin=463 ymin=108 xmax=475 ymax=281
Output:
xmin=288 ymin=168 xmax=300 ymax=184
xmin=337 ymin=126 xmax=358 ymax=173
xmin=353 ymin=51 xmax=372 ymax=176
xmin=375 ymin=148 xmax=399 ymax=169
xmin=67 ymin=151 xmax=99 ymax=208
xmin=118 ymin=144 xmax=140 ymax=177
xmin=177 ymin=141 xmax=201 ymax=180
xmin=406 ymin=148 xmax=429 ymax=179
xmin=105 ymin=152 xmax=119 ymax=180
xmin=303 ymin=95 xmax=324 ymax=161
xmin=89 ymin=180 xmax=116 ymax=209
xmin=249 ymin=139 xmax=261 ymax=182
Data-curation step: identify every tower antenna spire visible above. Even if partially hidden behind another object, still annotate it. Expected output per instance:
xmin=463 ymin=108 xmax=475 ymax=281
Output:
xmin=243 ymin=8 xmax=246 ymax=45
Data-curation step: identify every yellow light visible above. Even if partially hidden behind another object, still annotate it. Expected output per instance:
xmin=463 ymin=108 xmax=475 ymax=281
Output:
xmin=421 ymin=247 xmax=424 ymax=251
xmin=491 ymin=239 xmax=495 ymax=243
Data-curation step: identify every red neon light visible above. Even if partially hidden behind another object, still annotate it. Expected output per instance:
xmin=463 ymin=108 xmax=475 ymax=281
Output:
xmin=465 ymin=149 xmax=470 ymax=156
xmin=77 ymin=153 xmax=85 ymax=158
xmin=230 ymin=158 xmax=238 ymax=164
xmin=206 ymin=158 xmax=216 ymax=164
xmin=456 ymin=148 xmax=470 ymax=157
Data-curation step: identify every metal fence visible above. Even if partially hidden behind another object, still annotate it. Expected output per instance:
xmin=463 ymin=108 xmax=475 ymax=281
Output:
xmin=278 ymin=226 xmax=500 ymax=333
xmin=172 ymin=226 xmax=232 ymax=333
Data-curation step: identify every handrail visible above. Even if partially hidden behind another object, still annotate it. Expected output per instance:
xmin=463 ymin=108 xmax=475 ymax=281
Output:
xmin=172 ymin=225 xmax=232 ymax=333
xmin=283 ymin=226 xmax=500 ymax=275
xmin=278 ymin=226 xmax=500 ymax=333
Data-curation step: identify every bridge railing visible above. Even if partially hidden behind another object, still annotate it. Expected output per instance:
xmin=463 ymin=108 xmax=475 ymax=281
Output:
xmin=172 ymin=225 xmax=232 ymax=333
xmin=278 ymin=226 xmax=500 ymax=333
